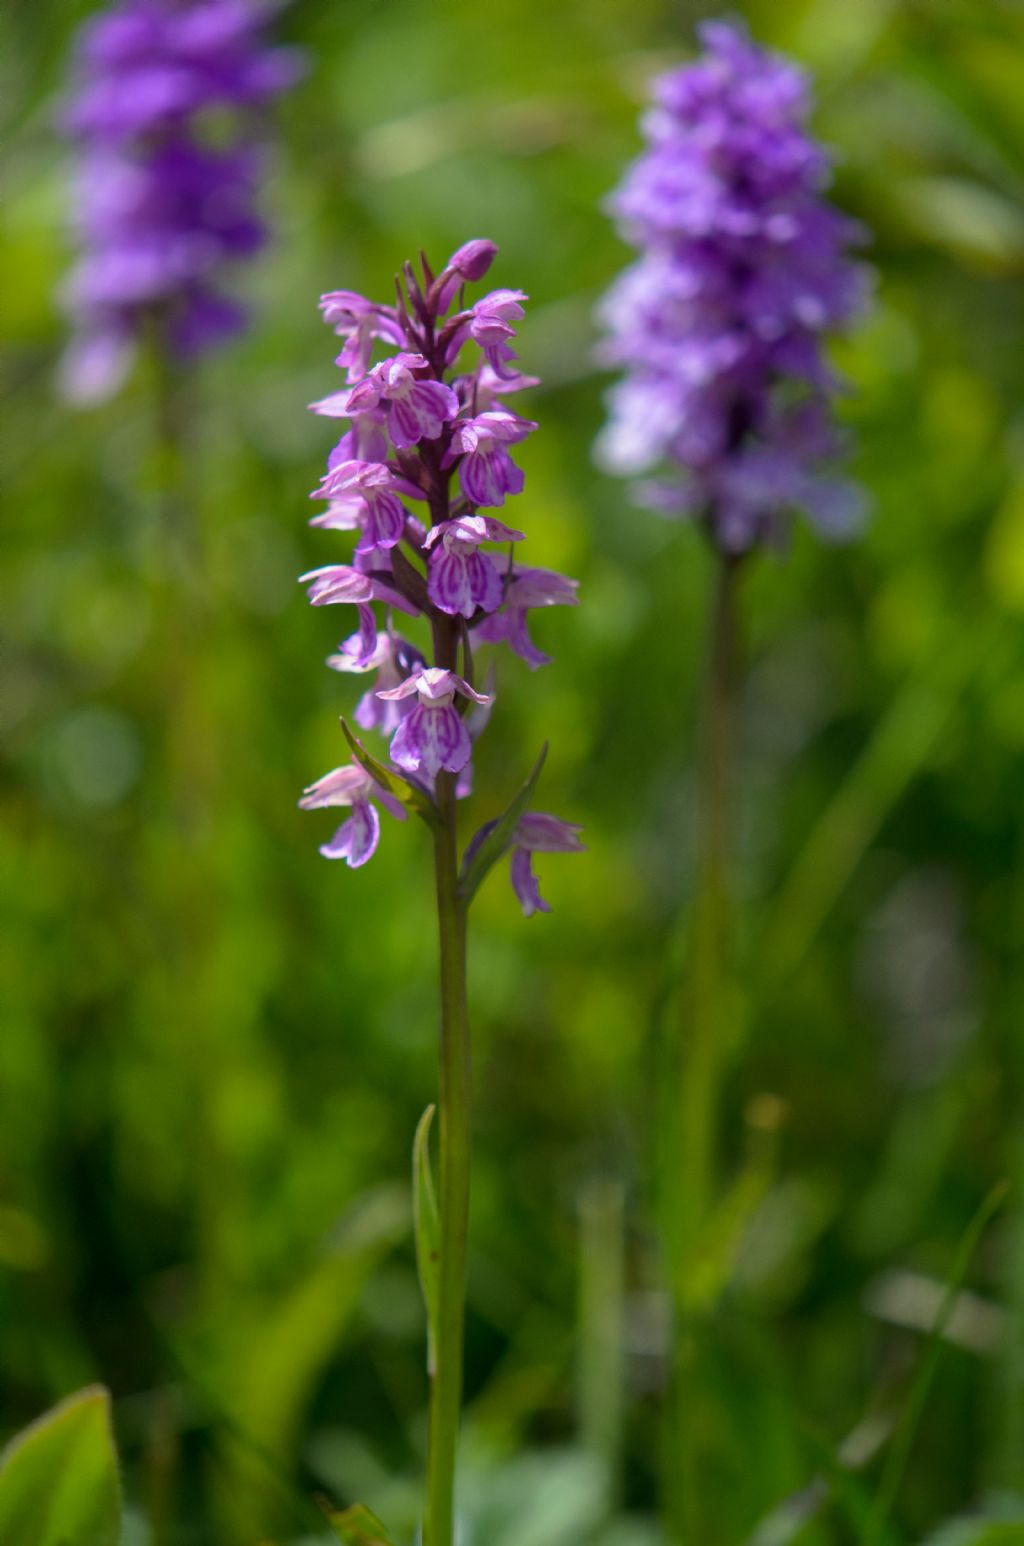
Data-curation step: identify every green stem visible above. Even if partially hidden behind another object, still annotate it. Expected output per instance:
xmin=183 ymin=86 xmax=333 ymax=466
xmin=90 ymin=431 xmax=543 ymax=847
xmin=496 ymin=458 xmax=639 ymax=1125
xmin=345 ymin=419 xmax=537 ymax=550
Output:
xmin=866 ymin=1180 xmax=1008 ymax=1546
xmin=578 ymin=1178 xmax=626 ymax=1510
xmin=150 ymin=328 xmax=199 ymax=585
xmin=663 ymin=549 xmax=741 ymax=1544
xmin=425 ymin=625 xmax=472 ymax=1546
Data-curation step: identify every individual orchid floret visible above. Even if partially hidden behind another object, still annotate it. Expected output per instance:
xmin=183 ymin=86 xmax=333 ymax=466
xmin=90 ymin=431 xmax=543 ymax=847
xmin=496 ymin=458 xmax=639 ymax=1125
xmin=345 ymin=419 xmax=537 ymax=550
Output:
xmin=320 ymin=290 xmax=404 ymax=382
xmin=473 ymin=562 xmax=579 ymax=669
xmin=470 ymin=364 xmax=541 ymax=411
xmin=378 ymin=668 xmax=492 ymax=778
xmin=326 ymin=629 xmax=425 ymax=734
xmin=434 ymin=238 xmax=498 ymax=311
xmin=300 ymin=564 xmax=417 ymax=663
xmin=345 ymin=353 xmax=460 ymax=448
xmin=299 ymin=761 xmax=406 ymax=867
xmin=310 ymin=460 xmax=408 ymax=554
xmin=509 ymin=813 xmax=586 ymax=916
xmin=463 ymin=808 xmax=585 ymax=915
xmin=446 ymin=410 xmax=537 ymax=508
xmin=300 ymin=563 xmax=415 ymax=614
xmin=423 ymin=515 xmax=524 ymax=618
xmin=466 ymin=290 xmax=527 ymax=378
xmin=323 ymin=411 xmax=390 ymax=465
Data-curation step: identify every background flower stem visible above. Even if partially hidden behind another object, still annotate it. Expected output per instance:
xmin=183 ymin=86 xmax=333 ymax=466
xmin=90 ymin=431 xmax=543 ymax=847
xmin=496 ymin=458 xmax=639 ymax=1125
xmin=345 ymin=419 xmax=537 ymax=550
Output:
xmin=426 ymin=616 xmax=472 ymax=1546
xmin=664 ymin=549 xmax=742 ymax=1542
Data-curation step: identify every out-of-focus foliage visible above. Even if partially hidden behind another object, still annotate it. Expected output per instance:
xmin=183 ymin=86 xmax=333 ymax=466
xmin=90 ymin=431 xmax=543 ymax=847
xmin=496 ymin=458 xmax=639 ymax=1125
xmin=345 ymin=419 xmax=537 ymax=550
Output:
xmin=0 ymin=1386 xmax=121 ymax=1546
xmin=3 ymin=0 xmax=1024 ymax=1541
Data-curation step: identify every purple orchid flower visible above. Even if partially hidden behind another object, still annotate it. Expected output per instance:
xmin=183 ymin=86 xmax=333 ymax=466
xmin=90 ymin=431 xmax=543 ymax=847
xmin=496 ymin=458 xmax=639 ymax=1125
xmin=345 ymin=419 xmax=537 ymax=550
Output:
xmin=473 ymin=562 xmax=579 ymax=668
xmin=596 ymin=21 xmax=868 ymax=552
xmin=509 ymin=813 xmax=586 ymax=916
xmin=320 ymin=290 xmax=405 ymax=382
xmin=300 ymin=241 xmax=580 ymax=890
xmin=464 ymin=808 xmax=585 ymax=914
xmin=309 ymin=460 xmax=408 ymax=554
xmin=446 ymin=410 xmax=537 ymax=507
xmin=299 ymin=564 xmax=417 ymax=663
xmin=320 ymin=409 xmax=391 ymax=467
xmin=470 ymin=364 xmax=541 ymax=411
xmin=344 ymin=353 xmax=459 ymax=449
xmin=423 ymin=514 xmax=524 ymax=618
xmin=297 ymin=247 xmax=582 ymax=1546
xmin=464 ymin=289 xmax=527 ymax=379
xmin=299 ymin=761 xmax=406 ymax=867
xmin=59 ymin=0 xmax=302 ymax=403
xmin=326 ymin=629 xmax=425 ymax=734
xmin=378 ymin=668 xmax=492 ymax=778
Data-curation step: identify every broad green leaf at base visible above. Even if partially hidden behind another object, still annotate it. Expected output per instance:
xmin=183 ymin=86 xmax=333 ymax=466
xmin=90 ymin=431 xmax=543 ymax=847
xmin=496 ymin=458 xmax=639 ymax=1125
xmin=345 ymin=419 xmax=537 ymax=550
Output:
xmin=0 ymin=1385 xmax=122 ymax=1546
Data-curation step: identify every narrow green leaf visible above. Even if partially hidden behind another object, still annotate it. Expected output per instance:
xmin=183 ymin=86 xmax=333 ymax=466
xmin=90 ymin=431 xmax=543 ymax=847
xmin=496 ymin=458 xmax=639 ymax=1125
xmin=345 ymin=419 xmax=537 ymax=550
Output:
xmin=413 ymin=1103 xmax=441 ymax=1375
xmin=457 ymin=742 xmax=548 ymax=905
xmin=324 ymin=1500 xmax=396 ymax=1545
xmin=340 ymin=717 xmax=440 ymax=829
xmin=866 ymin=1179 xmax=1010 ymax=1546
xmin=0 ymin=1385 xmax=122 ymax=1546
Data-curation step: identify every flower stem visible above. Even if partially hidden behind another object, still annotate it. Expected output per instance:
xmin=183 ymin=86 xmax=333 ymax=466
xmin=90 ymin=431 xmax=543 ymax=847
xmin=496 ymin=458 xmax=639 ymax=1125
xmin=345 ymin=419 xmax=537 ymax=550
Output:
xmin=149 ymin=316 xmax=198 ymax=580
xmin=663 ymin=549 xmax=741 ymax=1543
xmin=425 ymin=624 xmax=472 ymax=1546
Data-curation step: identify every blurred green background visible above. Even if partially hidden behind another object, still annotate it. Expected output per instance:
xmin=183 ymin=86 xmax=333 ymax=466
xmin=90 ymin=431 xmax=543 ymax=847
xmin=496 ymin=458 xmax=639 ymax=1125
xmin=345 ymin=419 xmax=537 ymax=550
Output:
xmin=4 ymin=0 xmax=1024 ymax=1541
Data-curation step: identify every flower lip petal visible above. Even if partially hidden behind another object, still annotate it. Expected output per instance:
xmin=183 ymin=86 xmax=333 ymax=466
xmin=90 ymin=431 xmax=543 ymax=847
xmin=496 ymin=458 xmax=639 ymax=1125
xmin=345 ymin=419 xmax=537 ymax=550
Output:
xmin=390 ymin=699 xmax=472 ymax=776
xmin=511 ymin=846 xmax=548 ymax=917
xmin=344 ymin=801 xmax=381 ymax=866
xmin=326 ymin=630 xmax=390 ymax=674
xmin=318 ymin=803 xmax=380 ymax=865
